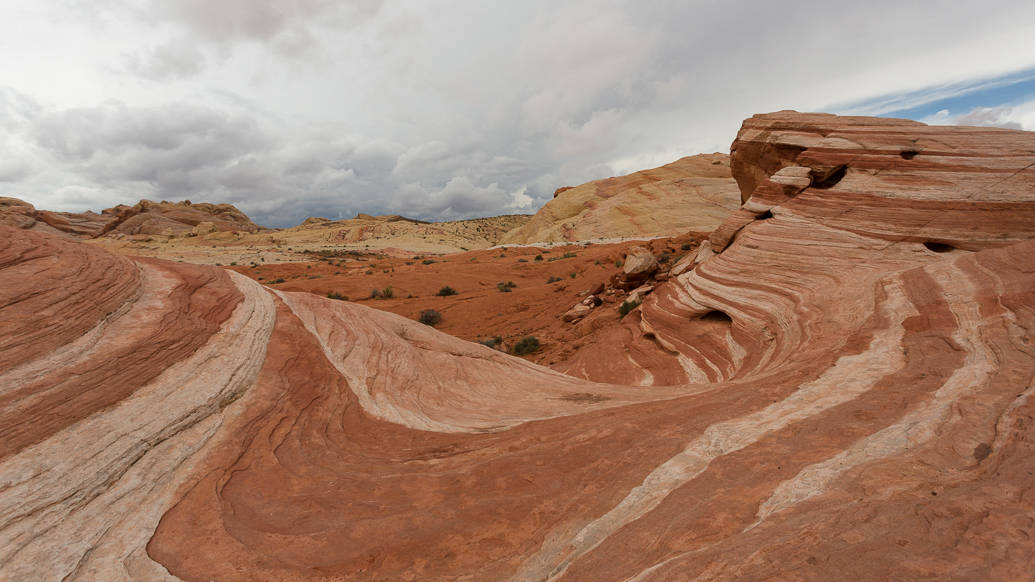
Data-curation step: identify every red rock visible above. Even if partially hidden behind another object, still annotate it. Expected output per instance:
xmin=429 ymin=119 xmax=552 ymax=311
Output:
xmin=2 ymin=112 xmax=1035 ymax=581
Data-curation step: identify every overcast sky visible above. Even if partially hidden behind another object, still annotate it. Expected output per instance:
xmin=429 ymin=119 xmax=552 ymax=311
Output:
xmin=2 ymin=1 xmax=1035 ymax=226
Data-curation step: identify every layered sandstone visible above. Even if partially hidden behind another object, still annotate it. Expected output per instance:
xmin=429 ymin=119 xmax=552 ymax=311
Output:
xmin=499 ymin=153 xmax=741 ymax=244
xmin=2 ymin=112 xmax=1035 ymax=581
xmin=98 ymin=199 xmax=262 ymax=237
xmin=0 ymin=196 xmax=115 ymax=237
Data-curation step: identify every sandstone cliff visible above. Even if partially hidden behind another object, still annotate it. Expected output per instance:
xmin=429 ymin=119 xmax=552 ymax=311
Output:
xmin=500 ymin=153 xmax=741 ymax=244
xmin=2 ymin=112 xmax=1034 ymax=581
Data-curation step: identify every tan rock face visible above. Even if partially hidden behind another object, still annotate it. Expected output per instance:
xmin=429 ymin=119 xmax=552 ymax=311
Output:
xmin=500 ymin=153 xmax=741 ymax=244
xmin=3 ymin=112 xmax=1035 ymax=581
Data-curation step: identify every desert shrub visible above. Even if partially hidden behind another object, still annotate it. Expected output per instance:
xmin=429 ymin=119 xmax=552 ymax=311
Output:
xmin=546 ymin=276 xmax=562 ymax=284
xmin=418 ymin=309 xmax=442 ymax=326
xmin=615 ymin=259 xmax=623 ymax=268
xmin=370 ymin=288 xmax=381 ymax=298
xmin=497 ymin=281 xmax=517 ymax=292
xmin=229 ymin=261 xmax=237 ymax=266
xmin=327 ymin=291 xmax=349 ymax=301
xmin=517 ymin=258 xmax=528 ymax=263
xmin=569 ymin=272 xmax=576 ymax=278
xmin=657 ymin=253 xmax=670 ymax=264
xmin=381 ymin=285 xmax=394 ymax=298
xmin=681 ymin=243 xmax=692 ymax=251
xmin=619 ymin=299 xmax=641 ymax=317
xmin=271 ymin=278 xmax=286 ymax=284
xmin=478 ymin=336 xmax=503 ymax=348
xmin=547 ymin=251 xmax=576 ymax=262
xmin=422 ymin=259 xmax=436 ymax=265
xmin=437 ymin=286 xmax=458 ymax=296
xmin=512 ymin=336 xmax=541 ymax=355
xmin=534 ymin=254 xmax=543 ymax=262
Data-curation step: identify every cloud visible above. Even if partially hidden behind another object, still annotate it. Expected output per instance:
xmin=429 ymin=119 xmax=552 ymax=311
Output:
xmin=123 ymin=41 xmax=206 ymax=81
xmin=2 ymin=1 xmax=1035 ymax=226
xmin=952 ymin=107 xmax=1024 ymax=130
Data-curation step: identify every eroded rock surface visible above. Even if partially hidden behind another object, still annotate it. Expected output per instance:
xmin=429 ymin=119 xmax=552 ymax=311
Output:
xmin=2 ymin=112 xmax=1035 ymax=581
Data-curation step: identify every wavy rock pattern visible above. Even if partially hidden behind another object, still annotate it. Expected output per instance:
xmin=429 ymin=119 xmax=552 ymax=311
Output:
xmin=1 ymin=112 xmax=1034 ymax=581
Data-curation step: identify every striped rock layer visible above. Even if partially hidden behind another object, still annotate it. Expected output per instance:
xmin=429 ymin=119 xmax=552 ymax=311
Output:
xmin=1 ymin=111 xmax=1034 ymax=581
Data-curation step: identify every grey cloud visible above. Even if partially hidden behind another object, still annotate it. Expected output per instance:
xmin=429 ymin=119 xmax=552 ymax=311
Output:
xmin=5 ymin=1 xmax=1035 ymax=226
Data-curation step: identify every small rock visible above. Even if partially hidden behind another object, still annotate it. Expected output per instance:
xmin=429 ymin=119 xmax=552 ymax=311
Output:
xmin=627 ymin=284 xmax=654 ymax=305
xmin=623 ymin=246 xmax=658 ymax=278
xmin=562 ymin=303 xmax=592 ymax=322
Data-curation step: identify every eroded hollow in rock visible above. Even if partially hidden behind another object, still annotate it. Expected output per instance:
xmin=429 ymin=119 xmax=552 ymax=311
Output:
xmin=923 ymin=241 xmax=955 ymax=253
xmin=811 ymin=165 xmax=847 ymax=190
xmin=700 ymin=310 xmax=733 ymax=324
xmin=900 ymin=150 xmax=919 ymax=160
xmin=757 ymin=210 xmax=774 ymax=220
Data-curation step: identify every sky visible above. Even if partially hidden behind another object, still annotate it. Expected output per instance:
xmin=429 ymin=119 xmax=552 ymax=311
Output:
xmin=2 ymin=1 xmax=1035 ymax=227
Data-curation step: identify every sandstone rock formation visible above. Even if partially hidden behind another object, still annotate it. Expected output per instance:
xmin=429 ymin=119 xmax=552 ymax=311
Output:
xmin=0 ymin=196 xmax=115 ymax=237
xmin=0 ymin=196 xmax=261 ymax=239
xmin=90 ymin=212 xmax=533 ymax=265
xmin=98 ymin=199 xmax=261 ymax=237
xmin=2 ymin=112 xmax=1035 ymax=581
xmin=282 ymin=212 xmax=529 ymax=252
xmin=500 ymin=153 xmax=741 ymax=244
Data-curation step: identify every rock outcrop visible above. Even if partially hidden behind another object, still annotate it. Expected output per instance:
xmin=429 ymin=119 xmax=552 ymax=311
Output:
xmin=0 ymin=196 xmax=115 ymax=237
xmin=500 ymin=153 xmax=741 ymax=244
xmin=0 ymin=197 xmax=261 ymax=239
xmin=98 ymin=199 xmax=261 ymax=237
xmin=2 ymin=112 xmax=1035 ymax=581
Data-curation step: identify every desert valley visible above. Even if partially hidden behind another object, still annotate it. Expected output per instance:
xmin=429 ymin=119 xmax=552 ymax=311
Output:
xmin=2 ymin=110 xmax=1034 ymax=580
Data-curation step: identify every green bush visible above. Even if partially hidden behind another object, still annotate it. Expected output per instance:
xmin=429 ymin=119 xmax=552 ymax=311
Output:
xmin=534 ymin=254 xmax=543 ymax=261
xmin=422 ymin=259 xmax=436 ymax=265
xmin=497 ymin=281 xmax=517 ymax=292
xmin=681 ymin=243 xmax=692 ymax=251
xmin=619 ymin=299 xmax=641 ymax=318
xmin=327 ymin=291 xmax=349 ymax=301
xmin=546 ymin=276 xmax=562 ymax=284
xmin=512 ymin=336 xmax=541 ymax=355
xmin=418 ymin=309 xmax=442 ymax=326
xmin=437 ymin=286 xmax=458 ymax=296
xmin=381 ymin=285 xmax=393 ymax=299
xmin=478 ymin=336 xmax=503 ymax=348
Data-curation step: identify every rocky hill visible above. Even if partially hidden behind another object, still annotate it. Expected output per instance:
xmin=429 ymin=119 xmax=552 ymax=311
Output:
xmin=0 ymin=197 xmax=262 ymax=238
xmin=277 ymin=212 xmax=530 ymax=252
xmin=98 ymin=199 xmax=262 ymax=237
xmin=89 ymin=212 xmax=532 ymax=265
xmin=1 ymin=112 xmax=1034 ymax=581
xmin=499 ymin=152 xmax=741 ymax=244
xmin=0 ymin=197 xmax=115 ymax=237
